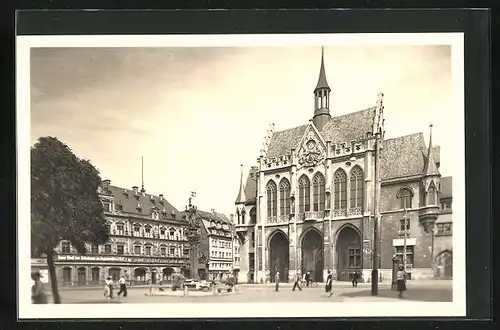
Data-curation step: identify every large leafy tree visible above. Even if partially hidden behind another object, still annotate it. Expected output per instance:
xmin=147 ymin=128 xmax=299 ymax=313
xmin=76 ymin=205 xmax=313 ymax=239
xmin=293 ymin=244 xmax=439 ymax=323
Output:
xmin=31 ymin=137 xmax=109 ymax=303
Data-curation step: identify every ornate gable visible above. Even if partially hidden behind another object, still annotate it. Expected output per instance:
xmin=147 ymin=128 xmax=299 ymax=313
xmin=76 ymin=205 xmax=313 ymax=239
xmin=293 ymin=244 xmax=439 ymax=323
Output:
xmin=297 ymin=123 xmax=327 ymax=168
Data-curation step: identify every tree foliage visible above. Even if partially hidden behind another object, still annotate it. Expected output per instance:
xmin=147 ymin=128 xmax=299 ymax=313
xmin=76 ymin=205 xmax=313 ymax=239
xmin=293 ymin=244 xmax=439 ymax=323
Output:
xmin=31 ymin=136 xmax=109 ymax=302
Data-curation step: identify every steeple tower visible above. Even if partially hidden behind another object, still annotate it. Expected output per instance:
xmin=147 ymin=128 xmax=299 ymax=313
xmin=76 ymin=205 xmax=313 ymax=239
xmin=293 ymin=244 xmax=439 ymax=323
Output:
xmin=423 ymin=124 xmax=440 ymax=176
xmin=313 ymin=47 xmax=332 ymax=130
xmin=235 ymin=164 xmax=247 ymax=204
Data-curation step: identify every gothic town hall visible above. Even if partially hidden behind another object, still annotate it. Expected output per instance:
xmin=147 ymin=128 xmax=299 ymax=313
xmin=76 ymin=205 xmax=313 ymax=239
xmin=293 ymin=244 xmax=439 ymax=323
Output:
xmin=233 ymin=49 xmax=453 ymax=284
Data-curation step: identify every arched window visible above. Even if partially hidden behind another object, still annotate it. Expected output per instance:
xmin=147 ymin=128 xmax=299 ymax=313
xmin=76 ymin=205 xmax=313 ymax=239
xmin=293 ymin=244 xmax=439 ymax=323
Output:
xmin=279 ymin=179 xmax=291 ymax=216
xmin=427 ymin=182 xmax=437 ymax=205
xmin=312 ymin=173 xmax=325 ymax=212
xmin=349 ymin=166 xmax=364 ymax=211
xmin=249 ymin=208 xmax=257 ymax=224
xmin=236 ymin=209 xmax=241 ymax=225
xmin=241 ymin=208 xmax=246 ymax=224
xmin=266 ymin=180 xmax=277 ymax=218
xmin=397 ymin=187 xmax=413 ymax=209
xmin=333 ymin=169 xmax=347 ymax=212
xmin=419 ymin=185 xmax=426 ymax=207
xmin=298 ymin=175 xmax=311 ymax=213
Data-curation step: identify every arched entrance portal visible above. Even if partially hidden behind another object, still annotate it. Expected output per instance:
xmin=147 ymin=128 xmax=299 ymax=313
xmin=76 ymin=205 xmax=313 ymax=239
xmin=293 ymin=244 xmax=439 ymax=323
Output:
xmin=336 ymin=225 xmax=362 ymax=281
xmin=269 ymin=231 xmax=289 ymax=283
xmin=301 ymin=228 xmax=324 ymax=282
xmin=134 ymin=267 xmax=147 ymax=284
xmin=163 ymin=267 xmax=174 ymax=282
xmin=109 ymin=267 xmax=121 ymax=282
xmin=435 ymin=250 xmax=453 ymax=278
xmin=77 ymin=267 xmax=86 ymax=285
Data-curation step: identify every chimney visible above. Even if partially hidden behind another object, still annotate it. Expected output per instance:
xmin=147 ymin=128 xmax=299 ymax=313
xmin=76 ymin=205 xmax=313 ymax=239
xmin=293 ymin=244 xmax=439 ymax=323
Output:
xmin=102 ymin=179 xmax=111 ymax=190
xmin=132 ymin=186 xmax=139 ymax=195
xmin=211 ymin=208 xmax=216 ymax=214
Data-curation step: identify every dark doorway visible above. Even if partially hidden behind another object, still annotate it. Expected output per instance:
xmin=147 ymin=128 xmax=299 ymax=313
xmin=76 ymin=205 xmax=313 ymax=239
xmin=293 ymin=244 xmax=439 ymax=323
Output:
xmin=134 ymin=268 xmax=146 ymax=284
xmin=151 ymin=270 xmax=157 ymax=284
xmin=301 ymin=228 xmax=324 ymax=282
xmin=109 ymin=267 xmax=121 ymax=282
xmin=91 ymin=267 xmax=100 ymax=284
xmin=435 ymin=250 xmax=453 ymax=278
xmin=62 ymin=267 xmax=72 ymax=285
xmin=163 ymin=267 xmax=174 ymax=282
xmin=269 ymin=231 xmax=289 ymax=283
xmin=336 ymin=226 xmax=362 ymax=281
xmin=77 ymin=267 xmax=86 ymax=285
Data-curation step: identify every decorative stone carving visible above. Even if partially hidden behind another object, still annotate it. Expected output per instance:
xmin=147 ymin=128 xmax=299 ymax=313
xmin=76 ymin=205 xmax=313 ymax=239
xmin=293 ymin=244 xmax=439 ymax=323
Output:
xmin=298 ymin=131 xmax=326 ymax=167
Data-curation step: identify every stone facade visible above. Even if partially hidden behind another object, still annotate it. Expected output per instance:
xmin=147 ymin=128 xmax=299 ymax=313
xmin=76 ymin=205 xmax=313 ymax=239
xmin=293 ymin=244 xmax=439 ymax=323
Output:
xmin=31 ymin=181 xmax=190 ymax=286
xmin=233 ymin=50 xmax=452 ymax=283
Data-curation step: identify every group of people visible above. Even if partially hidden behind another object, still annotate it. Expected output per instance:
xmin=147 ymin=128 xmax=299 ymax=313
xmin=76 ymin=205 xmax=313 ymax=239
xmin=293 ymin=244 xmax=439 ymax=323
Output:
xmin=103 ymin=275 xmax=128 ymax=299
xmin=278 ymin=266 xmax=408 ymax=299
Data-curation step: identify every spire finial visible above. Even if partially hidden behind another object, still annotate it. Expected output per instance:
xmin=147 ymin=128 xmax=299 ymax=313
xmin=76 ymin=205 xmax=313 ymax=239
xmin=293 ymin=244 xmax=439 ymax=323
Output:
xmin=140 ymin=156 xmax=145 ymax=193
xmin=235 ymin=164 xmax=247 ymax=204
xmin=423 ymin=123 xmax=439 ymax=176
xmin=314 ymin=46 xmax=330 ymax=92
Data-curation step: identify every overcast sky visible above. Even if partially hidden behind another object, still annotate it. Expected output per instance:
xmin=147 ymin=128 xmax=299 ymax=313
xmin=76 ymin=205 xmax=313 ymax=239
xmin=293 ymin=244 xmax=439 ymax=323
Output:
xmin=30 ymin=45 xmax=454 ymax=216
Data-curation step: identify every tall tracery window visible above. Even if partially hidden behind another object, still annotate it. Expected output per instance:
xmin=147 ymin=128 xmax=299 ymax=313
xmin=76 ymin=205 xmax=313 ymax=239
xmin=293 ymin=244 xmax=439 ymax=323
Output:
xmin=333 ymin=169 xmax=347 ymax=211
xmin=397 ymin=187 xmax=413 ymax=209
xmin=298 ymin=175 xmax=311 ymax=213
xmin=266 ymin=180 xmax=277 ymax=218
xmin=249 ymin=208 xmax=256 ymax=224
xmin=419 ymin=185 xmax=426 ymax=207
xmin=312 ymin=173 xmax=325 ymax=212
xmin=236 ymin=209 xmax=241 ymax=225
xmin=241 ymin=208 xmax=246 ymax=224
xmin=349 ymin=166 xmax=364 ymax=210
xmin=279 ymin=179 xmax=291 ymax=216
xmin=427 ymin=182 xmax=437 ymax=205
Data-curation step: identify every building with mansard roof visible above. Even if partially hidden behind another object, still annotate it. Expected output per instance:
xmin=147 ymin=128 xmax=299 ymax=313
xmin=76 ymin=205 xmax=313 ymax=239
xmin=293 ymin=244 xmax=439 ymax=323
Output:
xmin=31 ymin=180 xmax=192 ymax=286
xmin=233 ymin=49 xmax=453 ymax=284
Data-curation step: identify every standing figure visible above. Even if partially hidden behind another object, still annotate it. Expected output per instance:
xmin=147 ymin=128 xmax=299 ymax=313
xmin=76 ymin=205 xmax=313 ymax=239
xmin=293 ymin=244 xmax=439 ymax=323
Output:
xmin=31 ymin=271 xmax=47 ymax=304
xmin=352 ymin=271 xmax=359 ymax=287
xmin=274 ymin=271 xmax=280 ymax=292
xmin=105 ymin=276 xmax=114 ymax=299
xmin=396 ymin=266 xmax=407 ymax=298
xmin=305 ymin=271 xmax=311 ymax=287
xmin=325 ymin=270 xmax=333 ymax=297
xmin=292 ymin=270 xmax=302 ymax=291
xmin=117 ymin=274 xmax=128 ymax=298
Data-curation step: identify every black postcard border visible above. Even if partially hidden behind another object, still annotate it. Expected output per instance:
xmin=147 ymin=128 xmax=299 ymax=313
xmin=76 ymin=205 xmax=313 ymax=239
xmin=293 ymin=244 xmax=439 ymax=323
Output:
xmin=4 ymin=7 xmax=493 ymax=329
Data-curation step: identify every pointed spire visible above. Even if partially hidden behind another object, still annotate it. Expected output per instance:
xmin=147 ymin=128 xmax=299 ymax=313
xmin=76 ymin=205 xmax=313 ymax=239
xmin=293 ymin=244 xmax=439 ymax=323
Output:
xmin=314 ymin=46 xmax=331 ymax=92
xmin=423 ymin=124 xmax=440 ymax=176
xmin=235 ymin=164 xmax=247 ymax=204
xmin=140 ymin=156 xmax=145 ymax=193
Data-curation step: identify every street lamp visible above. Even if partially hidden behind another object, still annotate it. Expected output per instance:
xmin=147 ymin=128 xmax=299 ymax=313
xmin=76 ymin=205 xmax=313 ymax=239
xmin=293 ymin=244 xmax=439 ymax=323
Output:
xmin=185 ymin=191 xmax=200 ymax=280
xmin=371 ymin=92 xmax=384 ymax=296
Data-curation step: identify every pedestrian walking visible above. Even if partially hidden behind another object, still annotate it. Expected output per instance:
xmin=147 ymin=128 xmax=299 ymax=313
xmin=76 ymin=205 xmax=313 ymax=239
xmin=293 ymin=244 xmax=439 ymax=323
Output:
xmin=105 ymin=276 xmax=114 ymax=299
xmin=274 ymin=271 xmax=280 ymax=292
xmin=325 ymin=270 xmax=333 ymax=297
xmin=352 ymin=271 xmax=359 ymax=287
xmin=292 ymin=271 xmax=302 ymax=291
xmin=396 ymin=266 xmax=407 ymax=298
xmin=31 ymin=271 xmax=47 ymax=304
xmin=305 ymin=271 xmax=311 ymax=287
xmin=117 ymin=275 xmax=128 ymax=298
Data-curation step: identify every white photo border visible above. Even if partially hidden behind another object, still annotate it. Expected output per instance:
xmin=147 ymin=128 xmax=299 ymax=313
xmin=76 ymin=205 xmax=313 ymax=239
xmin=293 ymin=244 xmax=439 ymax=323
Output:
xmin=17 ymin=33 xmax=465 ymax=319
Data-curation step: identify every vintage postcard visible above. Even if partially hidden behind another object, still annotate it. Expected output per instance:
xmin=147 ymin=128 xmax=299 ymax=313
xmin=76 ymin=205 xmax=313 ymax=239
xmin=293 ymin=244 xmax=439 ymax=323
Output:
xmin=17 ymin=33 xmax=465 ymax=318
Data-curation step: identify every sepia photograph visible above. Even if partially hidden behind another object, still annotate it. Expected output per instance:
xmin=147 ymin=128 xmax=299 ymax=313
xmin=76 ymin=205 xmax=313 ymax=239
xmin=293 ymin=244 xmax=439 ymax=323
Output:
xmin=17 ymin=33 xmax=465 ymax=318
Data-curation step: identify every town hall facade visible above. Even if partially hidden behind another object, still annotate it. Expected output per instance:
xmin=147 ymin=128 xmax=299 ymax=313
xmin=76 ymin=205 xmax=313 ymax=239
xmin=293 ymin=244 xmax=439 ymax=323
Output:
xmin=233 ymin=49 xmax=453 ymax=284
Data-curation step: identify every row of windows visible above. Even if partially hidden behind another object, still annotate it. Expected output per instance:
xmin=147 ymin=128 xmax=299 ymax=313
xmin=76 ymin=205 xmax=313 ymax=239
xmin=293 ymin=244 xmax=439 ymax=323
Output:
xmin=60 ymin=242 xmax=187 ymax=257
xmin=210 ymin=263 xmax=232 ymax=269
xmin=397 ymin=183 xmax=441 ymax=210
xmin=266 ymin=167 xmax=364 ymax=217
xmin=211 ymin=251 xmax=232 ymax=258
xmin=109 ymin=223 xmax=184 ymax=240
xmin=211 ymin=239 xmax=232 ymax=248
xmin=436 ymin=223 xmax=452 ymax=236
xmin=236 ymin=208 xmax=256 ymax=225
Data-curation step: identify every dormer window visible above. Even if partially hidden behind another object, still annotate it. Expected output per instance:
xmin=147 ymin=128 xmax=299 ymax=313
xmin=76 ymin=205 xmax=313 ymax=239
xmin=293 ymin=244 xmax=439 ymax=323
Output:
xmin=171 ymin=211 xmax=176 ymax=219
xmin=136 ymin=203 xmax=142 ymax=213
xmin=150 ymin=196 xmax=155 ymax=204
xmin=152 ymin=211 xmax=159 ymax=220
xmin=102 ymin=200 xmax=112 ymax=213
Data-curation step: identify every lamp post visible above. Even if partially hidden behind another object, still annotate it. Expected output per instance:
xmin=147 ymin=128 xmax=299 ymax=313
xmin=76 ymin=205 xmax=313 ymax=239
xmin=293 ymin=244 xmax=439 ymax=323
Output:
xmin=403 ymin=208 xmax=408 ymax=272
xmin=371 ymin=93 xmax=384 ymax=296
xmin=185 ymin=191 xmax=199 ymax=280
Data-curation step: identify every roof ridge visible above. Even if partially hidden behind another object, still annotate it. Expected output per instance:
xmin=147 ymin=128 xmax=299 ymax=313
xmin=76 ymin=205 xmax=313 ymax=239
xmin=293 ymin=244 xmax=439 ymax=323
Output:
xmin=383 ymin=132 xmax=424 ymax=142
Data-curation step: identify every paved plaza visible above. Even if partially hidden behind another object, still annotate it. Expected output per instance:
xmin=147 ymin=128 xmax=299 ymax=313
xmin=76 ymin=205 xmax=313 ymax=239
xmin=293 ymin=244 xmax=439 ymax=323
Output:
xmin=44 ymin=280 xmax=452 ymax=304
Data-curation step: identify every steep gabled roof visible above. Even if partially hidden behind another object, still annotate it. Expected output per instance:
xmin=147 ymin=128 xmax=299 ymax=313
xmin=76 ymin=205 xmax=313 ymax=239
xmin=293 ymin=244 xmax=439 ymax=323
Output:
xmin=106 ymin=185 xmax=181 ymax=220
xmin=380 ymin=133 xmax=427 ymax=180
xmin=243 ymin=166 xmax=258 ymax=204
xmin=265 ymin=107 xmax=376 ymax=159
xmin=321 ymin=107 xmax=376 ymax=142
